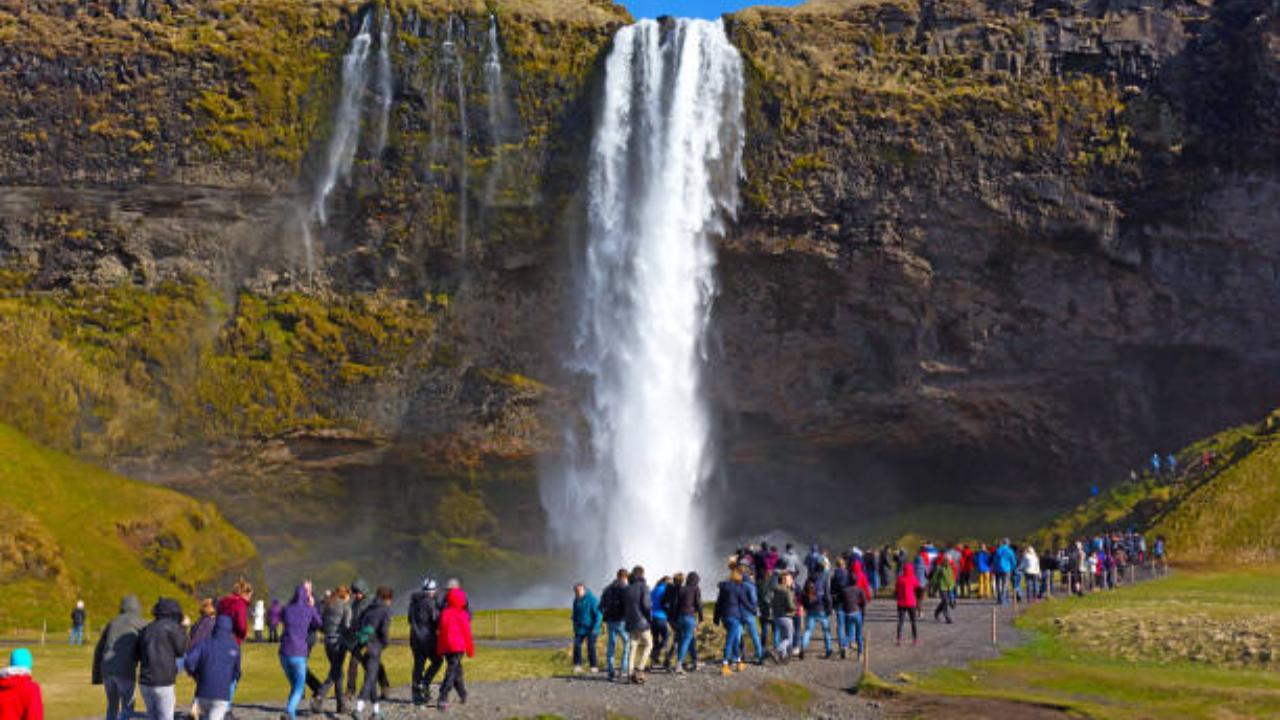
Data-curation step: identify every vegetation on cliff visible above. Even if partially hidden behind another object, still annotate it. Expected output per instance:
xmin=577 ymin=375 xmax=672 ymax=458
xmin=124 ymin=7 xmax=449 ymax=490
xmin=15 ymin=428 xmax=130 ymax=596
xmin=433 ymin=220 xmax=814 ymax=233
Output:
xmin=0 ymin=423 xmax=258 ymax=629
xmin=1030 ymin=408 xmax=1280 ymax=563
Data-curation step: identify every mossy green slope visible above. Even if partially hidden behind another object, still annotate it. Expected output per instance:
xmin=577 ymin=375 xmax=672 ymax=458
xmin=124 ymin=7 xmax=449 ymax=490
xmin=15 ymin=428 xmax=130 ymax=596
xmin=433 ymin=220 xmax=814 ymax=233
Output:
xmin=0 ymin=423 xmax=258 ymax=630
xmin=1030 ymin=409 xmax=1280 ymax=563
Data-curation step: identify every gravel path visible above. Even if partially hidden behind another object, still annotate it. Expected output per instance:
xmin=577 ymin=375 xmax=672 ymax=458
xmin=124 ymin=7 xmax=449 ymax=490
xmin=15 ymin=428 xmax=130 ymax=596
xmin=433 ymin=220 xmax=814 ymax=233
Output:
xmin=231 ymin=595 xmax=1052 ymax=719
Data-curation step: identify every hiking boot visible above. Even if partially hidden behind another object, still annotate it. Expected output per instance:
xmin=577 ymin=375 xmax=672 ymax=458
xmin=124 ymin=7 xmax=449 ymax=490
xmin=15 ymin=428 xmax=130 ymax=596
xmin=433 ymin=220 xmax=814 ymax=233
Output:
xmin=823 ymin=650 xmax=833 ymax=660
xmin=721 ymin=664 xmax=733 ymax=676
xmin=798 ymin=649 xmax=805 ymax=661
xmin=839 ymin=648 xmax=847 ymax=659
xmin=634 ymin=672 xmax=646 ymax=685
xmin=437 ymin=702 xmax=449 ymax=713
xmin=735 ymin=662 xmax=745 ymax=672
xmin=674 ymin=666 xmax=686 ymax=675
xmin=310 ymin=694 xmax=325 ymax=713
xmin=573 ymin=665 xmax=584 ymax=675
xmin=589 ymin=666 xmax=600 ymax=673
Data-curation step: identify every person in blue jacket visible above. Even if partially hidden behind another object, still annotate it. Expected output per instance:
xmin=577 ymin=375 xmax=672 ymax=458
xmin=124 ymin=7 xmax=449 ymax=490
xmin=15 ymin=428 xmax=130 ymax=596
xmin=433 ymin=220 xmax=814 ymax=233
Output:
xmin=183 ymin=615 xmax=241 ymax=720
xmin=714 ymin=571 xmax=746 ymax=675
xmin=571 ymin=583 xmax=602 ymax=674
xmin=736 ymin=566 xmax=765 ymax=665
xmin=993 ymin=539 xmax=1017 ymax=605
xmin=649 ymin=577 xmax=670 ymax=670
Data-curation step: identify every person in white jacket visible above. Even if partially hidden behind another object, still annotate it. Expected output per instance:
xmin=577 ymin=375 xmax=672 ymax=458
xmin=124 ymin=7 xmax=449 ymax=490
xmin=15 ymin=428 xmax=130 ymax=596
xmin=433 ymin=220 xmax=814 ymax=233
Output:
xmin=251 ymin=599 xmax=266 ymax=643
xmin=1019 ymin=546 xmax=1041 ymax=603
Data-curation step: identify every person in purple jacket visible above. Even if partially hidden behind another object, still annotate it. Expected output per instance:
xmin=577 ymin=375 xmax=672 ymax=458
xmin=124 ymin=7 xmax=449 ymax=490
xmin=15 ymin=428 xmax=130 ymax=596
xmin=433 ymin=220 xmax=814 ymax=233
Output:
xmin=268 ymin=598 xmax=283 ymax=643
xmin=278 ymin=583 xmax=322 ymax=720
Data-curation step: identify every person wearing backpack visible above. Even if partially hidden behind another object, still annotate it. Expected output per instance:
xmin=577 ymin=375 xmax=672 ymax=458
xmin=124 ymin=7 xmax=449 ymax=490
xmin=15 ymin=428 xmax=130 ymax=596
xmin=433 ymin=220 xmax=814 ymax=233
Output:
xmin=353 ymin=587 xmax=393 ymax=719
xmin=409 ymin=579 xmax=443 ymax=705
xmin=599 ymin=569 xmax=630 ymax=682
xmin=182 ymin=615 xmax=240 ymax=720
xmin=673 ymin=572 xmax=703 ymax=673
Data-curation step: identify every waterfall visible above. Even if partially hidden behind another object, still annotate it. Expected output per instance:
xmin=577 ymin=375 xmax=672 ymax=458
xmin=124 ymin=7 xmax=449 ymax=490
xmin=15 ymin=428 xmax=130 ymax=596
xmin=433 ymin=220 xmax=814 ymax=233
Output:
xmin=542 ymin=19 xmax=745 ymax=581
xmin=484 ymin=14 xmax=505 ymax=143
xmin=313 ymin=13 xmax=373 ymax=226
xmin=375 ymin=8 xmax=393 ymax=155
xmin=448 ymin=16 xmax=471 ymax=257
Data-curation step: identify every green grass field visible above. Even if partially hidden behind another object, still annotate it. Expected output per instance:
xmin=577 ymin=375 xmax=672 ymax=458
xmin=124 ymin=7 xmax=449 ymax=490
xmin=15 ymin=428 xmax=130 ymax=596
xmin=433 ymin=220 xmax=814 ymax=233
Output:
xmin=7 ymin=607 xmax=574 ymax=719
xmin=915 ymin=568 xmax=1280 ymax=718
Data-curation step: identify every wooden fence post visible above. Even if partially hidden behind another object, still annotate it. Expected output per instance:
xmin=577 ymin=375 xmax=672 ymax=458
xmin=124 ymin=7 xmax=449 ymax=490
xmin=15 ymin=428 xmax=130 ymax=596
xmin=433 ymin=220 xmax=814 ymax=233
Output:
xmin=41 ymin=620 xmax=46 ymax=646
xmin=493 ymin=611 xmax=499 ymax=640
xmin=991 ymin=607 xmax=998 ymax=646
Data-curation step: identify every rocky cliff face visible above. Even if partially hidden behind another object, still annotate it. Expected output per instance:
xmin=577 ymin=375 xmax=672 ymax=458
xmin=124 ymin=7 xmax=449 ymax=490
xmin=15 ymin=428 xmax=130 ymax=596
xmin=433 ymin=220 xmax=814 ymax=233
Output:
xmin=1 ymin=0 xmax=1278 ymax=558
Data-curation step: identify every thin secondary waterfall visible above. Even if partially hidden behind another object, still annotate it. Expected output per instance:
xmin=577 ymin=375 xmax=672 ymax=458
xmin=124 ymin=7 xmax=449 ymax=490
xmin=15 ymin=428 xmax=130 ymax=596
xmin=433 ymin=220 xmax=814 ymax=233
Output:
xmin=542 ymin=19 xmax=745 ymax=582
xmin=449 ymin=16 xmax=471 ymax=257
xmin=301 ymin=12 xmax=374 ymax=274
xmin=375 ymin=8 xmax=393 ymax=155
xmin=484 ymin=14 xmax=505 ymax=142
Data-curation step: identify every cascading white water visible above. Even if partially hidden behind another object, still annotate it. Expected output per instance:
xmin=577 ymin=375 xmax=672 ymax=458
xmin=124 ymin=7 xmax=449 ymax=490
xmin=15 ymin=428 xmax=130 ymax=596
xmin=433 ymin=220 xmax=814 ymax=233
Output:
xmin=314 ymin=14 xmax=374 ymax=226
xmin=542 ymin=19 xmax=745 ymax=582
xmin=375 ymin=8 xmax=393 ymax=155
xmin=484 ymin=14 xmax=505 ymax=142
xmin=449 ymin=16 xmax=471 ymax=257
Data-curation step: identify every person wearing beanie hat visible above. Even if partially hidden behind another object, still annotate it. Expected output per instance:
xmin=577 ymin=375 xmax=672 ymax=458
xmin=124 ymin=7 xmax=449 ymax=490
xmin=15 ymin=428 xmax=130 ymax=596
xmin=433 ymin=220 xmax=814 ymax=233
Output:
xmin=0 ymin=648 xmax=43 ymax=720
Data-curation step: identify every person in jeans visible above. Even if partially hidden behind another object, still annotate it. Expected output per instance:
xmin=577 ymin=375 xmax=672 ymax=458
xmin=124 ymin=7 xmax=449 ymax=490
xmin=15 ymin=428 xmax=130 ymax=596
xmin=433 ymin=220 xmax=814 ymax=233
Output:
xmin=278 ymin=583 xmax=322 ymax=720
xmin=570 ymin=583 xmax=601 ymax=673
xmin=714 ymin=570 xmax=745 ymax=675
xmin=182 ymin=615 xmax=240 ymax=720
xmin=623 ymin=566 xmax=654 ymax=684
xmin=93 ymin=595 xmax=146 ymax=720
xmin=993 ymin=539 xmax=1017 ymax=605
xmin=70 ymin=601 xmax=86 ymax=646
xmin=136 ymin=598 xmax=188 ymax=720
xmin=769 ymin=571 xmax=798 ymax=662
xmin=648 ymin=576 xmax=671 ymax=670
xmin=799 ymin=573 xmax=834 ymax=659
xmin=436 ymin=588 xmax=474 ymax=711
xmin=599 ymin=569 xmax=630 ymax=682
xmin=737 ymin=567 xmax=765 ymax=665
xmin=674 ymin=572 xmax=703 ymax=673
xmin=313 ymin=586 xmax=351 ymax=714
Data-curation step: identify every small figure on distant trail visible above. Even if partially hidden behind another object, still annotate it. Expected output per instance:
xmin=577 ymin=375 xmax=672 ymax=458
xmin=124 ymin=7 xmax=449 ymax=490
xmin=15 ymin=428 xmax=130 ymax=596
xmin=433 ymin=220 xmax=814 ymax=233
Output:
xmin=436 ymin=587 xmax=474 ymax=712
xmin=70 ymin=600 xmax=86 ymax=646
xmin=0 ymin=648 xmax=43 ymax=720
xmin=93 ymin=595 xmax=145 ymax=720
xmin=1166 ymin=454 xmax=1177 ymax=476
xmin=137 ymin=597 xmax=189 ymax=720
xmin=1151 ymin=453 xmax=1162 ymax=475
xmin=570 ymin=583 xmax=601 ymax=675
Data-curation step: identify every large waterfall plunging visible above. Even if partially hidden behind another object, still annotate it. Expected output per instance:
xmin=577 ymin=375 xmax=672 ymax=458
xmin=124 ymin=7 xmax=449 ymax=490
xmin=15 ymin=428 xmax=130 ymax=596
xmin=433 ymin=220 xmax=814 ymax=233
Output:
xmin=542 ymin=19 xmax=745 ymax=582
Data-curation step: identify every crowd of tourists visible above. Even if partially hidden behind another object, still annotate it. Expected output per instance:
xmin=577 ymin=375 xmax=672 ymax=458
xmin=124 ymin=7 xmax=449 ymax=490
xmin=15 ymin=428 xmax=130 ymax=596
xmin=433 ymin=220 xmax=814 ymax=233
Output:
xmin=569 ymin=531 xmax=1167 ymax=684
xmin=0 ymin=530 xmax=1166 ymax=719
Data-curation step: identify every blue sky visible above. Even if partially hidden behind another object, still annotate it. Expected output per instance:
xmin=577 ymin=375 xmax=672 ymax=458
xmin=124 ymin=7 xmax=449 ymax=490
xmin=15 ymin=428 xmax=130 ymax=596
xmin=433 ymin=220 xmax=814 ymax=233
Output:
xmin=624 ymin=1 xmax=805 ymax=19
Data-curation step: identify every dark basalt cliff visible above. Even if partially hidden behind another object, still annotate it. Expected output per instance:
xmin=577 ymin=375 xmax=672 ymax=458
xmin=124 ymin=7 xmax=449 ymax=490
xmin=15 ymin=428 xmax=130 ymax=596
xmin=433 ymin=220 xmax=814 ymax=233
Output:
xmin=1 ymin=0 xmax=1278 ymax=558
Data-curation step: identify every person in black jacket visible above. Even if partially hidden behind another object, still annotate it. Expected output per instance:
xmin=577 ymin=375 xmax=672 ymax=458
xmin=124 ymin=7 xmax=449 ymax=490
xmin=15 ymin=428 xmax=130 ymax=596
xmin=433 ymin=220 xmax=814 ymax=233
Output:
xmin=622 ymin=566 xmax=653 ymax=685
xmin=353 ymin=586 xmax=393 ymax=718
xmin=137 ymin=598 xmax=188 ymax=720
xmin=408 ymin=578 xmax=443 ymax=705
xmin=599 ymin=569 xmax=630 ymax=682
xmin=673 ymin=572 xmax=703 ymax=674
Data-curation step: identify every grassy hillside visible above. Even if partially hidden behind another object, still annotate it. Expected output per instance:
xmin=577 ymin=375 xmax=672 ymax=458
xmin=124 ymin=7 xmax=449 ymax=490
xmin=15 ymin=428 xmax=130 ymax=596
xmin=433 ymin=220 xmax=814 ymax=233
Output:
xmin=918 ymin=569 xmax=1280 ymax=719
xmin=1029 ymin=409 xmax=1280 ymax=562
xmin=0 ymin=423 xmax=259 ymax=630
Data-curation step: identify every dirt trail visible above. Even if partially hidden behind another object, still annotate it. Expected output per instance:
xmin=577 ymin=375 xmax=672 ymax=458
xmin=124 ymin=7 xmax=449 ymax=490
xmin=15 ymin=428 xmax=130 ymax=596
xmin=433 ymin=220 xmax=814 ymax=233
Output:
xmin=232 ymin=592 xmax=1073 ymax=719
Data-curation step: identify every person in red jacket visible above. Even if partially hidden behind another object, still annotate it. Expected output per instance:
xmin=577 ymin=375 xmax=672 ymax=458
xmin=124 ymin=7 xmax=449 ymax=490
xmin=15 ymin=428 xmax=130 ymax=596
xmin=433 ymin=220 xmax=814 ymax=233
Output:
xmin=0 ymin=648 xmax=43 ymax=720
xmin=216 ymin=579 xmax=253 ymax=704
xmin=436 ymin=588 xmax=474 ymax=711
xmin=895 ymin=564 xmax=921 ymax=647
xmin=217 ymin=579 xmax=253 ymax=646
